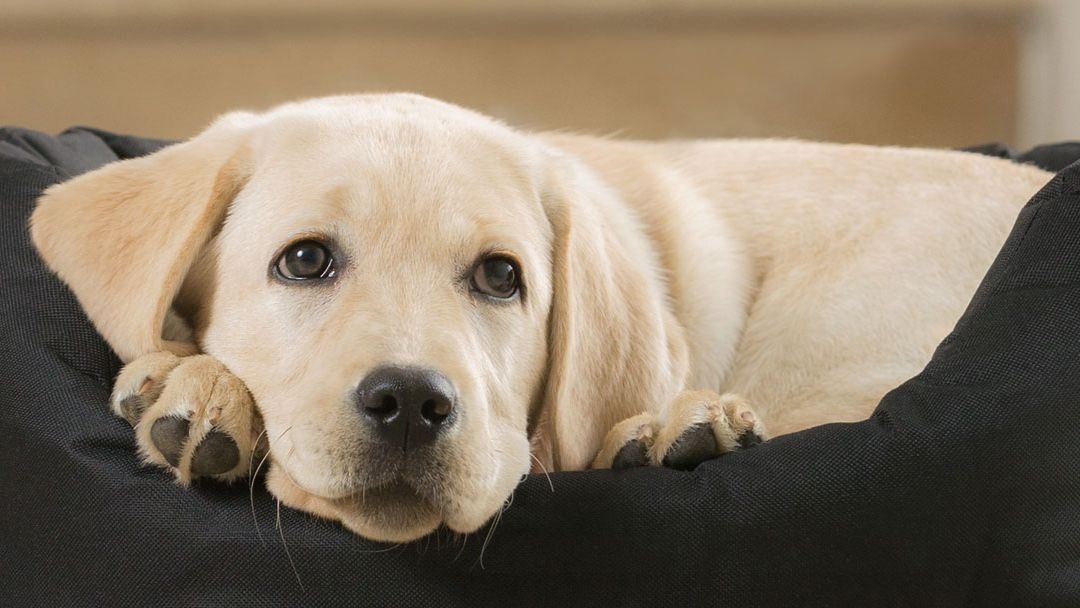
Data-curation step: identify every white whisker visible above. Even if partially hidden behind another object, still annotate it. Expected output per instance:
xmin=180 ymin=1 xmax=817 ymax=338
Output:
xmin=478 ymin=508 xmax=503 ymax=569
xmin=248 ymin=427 xmax=269 ymax=544
xmin=452 ymin=532 xmax=469 ymax=563
xmin=354 ymin=543 xmax=403 ymax=554
xmin=530 ymin=453 xmax=555 ymax=493
xmin=249 ymin=425 xmax=293 ymax=545
xmin=276 ymin=498 xmax=305 ymax=592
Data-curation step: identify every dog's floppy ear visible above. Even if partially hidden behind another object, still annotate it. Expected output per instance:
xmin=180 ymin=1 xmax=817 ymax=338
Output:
xmin=536 ymin=154 xmax=687 ymax=471
xmin=30 ymin=114 xmax=255 ymax=363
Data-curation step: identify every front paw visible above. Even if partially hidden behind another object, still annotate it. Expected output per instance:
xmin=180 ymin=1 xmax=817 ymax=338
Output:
xmin=111 ymin=353 xmax=265 ymax=483
xmin=593 ymin=391 xmax=765 ymax=470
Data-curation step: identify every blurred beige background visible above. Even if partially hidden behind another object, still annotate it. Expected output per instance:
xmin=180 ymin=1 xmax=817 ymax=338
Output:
xmin=1 ymin=0 xmax=1077 ymax=147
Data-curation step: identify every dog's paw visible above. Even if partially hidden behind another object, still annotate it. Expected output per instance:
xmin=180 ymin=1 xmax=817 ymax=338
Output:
xmin=592 ymin=391 xmax=765 ymax=470
xmin=111 ymin=353 xmax=265 ymax=484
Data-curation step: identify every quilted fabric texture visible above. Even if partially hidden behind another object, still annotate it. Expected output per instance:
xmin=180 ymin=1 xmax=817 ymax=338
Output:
xmin=1 ymin=128 xmax=1078 ymax=607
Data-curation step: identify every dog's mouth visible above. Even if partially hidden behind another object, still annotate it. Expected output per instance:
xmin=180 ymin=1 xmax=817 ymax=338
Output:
xmin=266 ymin=464 xmax=447 ymax=542
xmin=261 ymin=424 xmax=529 ymax=543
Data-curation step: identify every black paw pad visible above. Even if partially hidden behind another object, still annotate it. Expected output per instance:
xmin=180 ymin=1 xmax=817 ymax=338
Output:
xmin=190 ymin=430 xmax=239 ymax=476
xmin=738 ymin=429 xmax=763 ymax=449
xmin=661 ymin=423 xmax=718 ymax=471
xmin=612 ymin=439 xmax=650 ymax=469
xmin=150 ymin=416 xmax=190 ymax=467
xmin=119 ymin=395 xmax=145 ymax=425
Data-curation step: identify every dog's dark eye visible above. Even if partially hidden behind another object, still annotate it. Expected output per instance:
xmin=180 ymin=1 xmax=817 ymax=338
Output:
xmin=276 ymin=240 xmax=334 ymax=281
xmin=471 ymin=256 xmax=520 ymax=299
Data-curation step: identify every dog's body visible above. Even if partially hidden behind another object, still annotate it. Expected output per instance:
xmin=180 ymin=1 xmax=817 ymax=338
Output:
xmin=30 ymin=94 xmax=1051 ymax=542
xmin=549 ymin=134 xmax=1047 ymax=437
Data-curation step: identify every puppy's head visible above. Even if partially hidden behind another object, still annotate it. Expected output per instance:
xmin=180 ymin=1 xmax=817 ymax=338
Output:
xmin=31 ymin=94 xmax=683 ymax=542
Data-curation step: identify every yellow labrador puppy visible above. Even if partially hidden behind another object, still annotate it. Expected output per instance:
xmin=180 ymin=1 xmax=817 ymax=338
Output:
xmin=30 ymin=94 xmax=1050 ymax=542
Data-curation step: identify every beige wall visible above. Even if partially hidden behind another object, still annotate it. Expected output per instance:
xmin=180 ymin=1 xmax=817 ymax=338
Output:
xmin=1020 ymin=0 xmax=1080 ymax=147
xmin=0 ymin=0 xmax=1033 ymax=147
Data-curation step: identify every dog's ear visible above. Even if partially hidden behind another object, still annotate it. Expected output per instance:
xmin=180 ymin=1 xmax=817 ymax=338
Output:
xmin=536 ymin=154 xmax=687 ymax=471
xmin=30 ymin=114 xmax=255 ymax=363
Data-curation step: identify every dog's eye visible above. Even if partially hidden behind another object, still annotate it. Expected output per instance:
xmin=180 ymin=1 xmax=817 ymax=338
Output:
xmin=471 ymin=256 xmax=520 ymax=299
xmin=276 ymin=240 xmax=335 ymax=281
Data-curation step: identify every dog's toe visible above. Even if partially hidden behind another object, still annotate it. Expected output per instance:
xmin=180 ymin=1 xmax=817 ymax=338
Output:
xmin=111 ymin=351 xmax=182 ymax=424
xmin=738 ymin=427 xmax=764 ymax=449
xmin=119 ymin=394 xmax=147 ymax=425
xmin=149 ymin=416 xmax=190 ymax=467
xmin=190 ymin=430 xmax=241 ymax=476
xmin=660 ymin=423 xmax=719 ymax=471
xmin=593 ymin=413 xmax=658 ymax=469
xmin=611 ymin=439 xmax=651 ymax=470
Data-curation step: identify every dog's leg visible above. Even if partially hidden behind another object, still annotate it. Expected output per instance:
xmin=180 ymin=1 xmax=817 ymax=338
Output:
xmin=111 ymin=352 xmax=265 ymax=484
xmin=592 ymin=391 xmax=766 ymax=470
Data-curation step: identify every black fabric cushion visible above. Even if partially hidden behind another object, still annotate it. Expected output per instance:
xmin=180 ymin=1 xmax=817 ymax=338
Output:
xmin=2 ymin=128 xmax=1080 ymax=607
xmin=963 ymin=141 xmax=1080 ymax=173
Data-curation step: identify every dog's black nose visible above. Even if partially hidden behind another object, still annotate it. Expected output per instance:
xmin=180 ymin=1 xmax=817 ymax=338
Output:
xmin=356 ymin=366 xmax=456 ymax=452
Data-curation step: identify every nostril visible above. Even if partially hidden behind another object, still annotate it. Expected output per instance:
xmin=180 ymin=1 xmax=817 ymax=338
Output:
xmin=364 ymin=393 xmax=398 ymax=421
xmin=379 ymin=395 xmax=396 ymax=413
xmin=420 ymin=397 xmax=453 ymax=425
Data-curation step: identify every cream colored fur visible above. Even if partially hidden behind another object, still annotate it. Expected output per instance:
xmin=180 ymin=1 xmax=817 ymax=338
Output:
xmin=30 ymin=94 xmax=1051 ymax=542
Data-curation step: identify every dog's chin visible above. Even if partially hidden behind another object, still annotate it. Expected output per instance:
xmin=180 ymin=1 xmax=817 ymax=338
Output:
xmin=332 ymin=482 xmax=444 ymax=543
xmin=265 ymin=464 xmax=467 ymax=543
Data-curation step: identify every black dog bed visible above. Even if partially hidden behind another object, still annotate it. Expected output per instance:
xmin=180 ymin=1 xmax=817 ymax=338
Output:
xmin=2 ymin=127 xmax=1079 ymax=607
